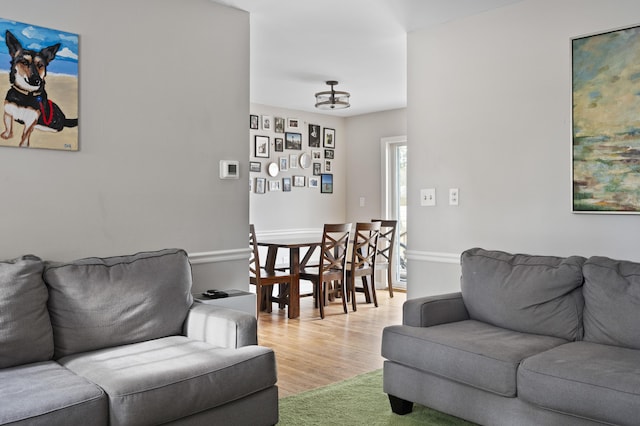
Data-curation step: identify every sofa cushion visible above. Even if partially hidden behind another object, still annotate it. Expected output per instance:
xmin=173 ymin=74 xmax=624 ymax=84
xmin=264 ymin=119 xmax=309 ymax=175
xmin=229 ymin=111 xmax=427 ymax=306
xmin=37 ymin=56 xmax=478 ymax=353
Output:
xmin=59 ymin=335 xmax=277 ymax=426
xmin=382 ymin=320 xmax=567 ymax=397
xmin=0 ymin=255 xmax=54 ymax=368
xmin=518 ymin=341 xmax=640 ymax=426
xmin=0 ymin=361 xmax=107 ymax=426
xmin=44 ymin=248 xmax=194 ymax=358
xmin=461 ymin=248 xmax=586 ymax=340
xmin=583 ymin=256 xmax=640 ymax=349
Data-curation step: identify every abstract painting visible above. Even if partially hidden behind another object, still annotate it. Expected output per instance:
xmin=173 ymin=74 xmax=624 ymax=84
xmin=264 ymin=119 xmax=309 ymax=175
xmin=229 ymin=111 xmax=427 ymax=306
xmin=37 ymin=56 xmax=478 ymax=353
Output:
xmin=573 ymin=25 xmax=640 ymax=213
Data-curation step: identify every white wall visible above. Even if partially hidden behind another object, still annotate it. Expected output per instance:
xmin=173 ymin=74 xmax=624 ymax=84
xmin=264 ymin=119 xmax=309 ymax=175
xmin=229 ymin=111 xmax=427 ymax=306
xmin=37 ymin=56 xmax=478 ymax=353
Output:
xmin=407 ymin=0 xmax=640 ymax=298
xmin=249 ymin=104 xmax=346 ymax=233
xmin=0 ymin=0 xmax=250 ymax=292
xmin=345 ymin=108 xmax=407 ymax=223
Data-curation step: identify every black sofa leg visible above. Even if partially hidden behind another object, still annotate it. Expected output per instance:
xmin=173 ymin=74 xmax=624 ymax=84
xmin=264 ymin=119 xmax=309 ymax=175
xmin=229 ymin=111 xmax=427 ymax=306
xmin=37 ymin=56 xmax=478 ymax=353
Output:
xmin=388 ymin=394 xmax=413 ymax=415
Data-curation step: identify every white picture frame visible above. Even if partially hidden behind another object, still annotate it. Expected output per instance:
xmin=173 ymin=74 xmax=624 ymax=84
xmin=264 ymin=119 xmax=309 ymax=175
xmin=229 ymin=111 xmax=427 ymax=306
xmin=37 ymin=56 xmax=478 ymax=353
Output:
xmin=261 ymin=115 xmax=273 ymax=130
xmin=287 ymin=117 xmax=300 ymax=130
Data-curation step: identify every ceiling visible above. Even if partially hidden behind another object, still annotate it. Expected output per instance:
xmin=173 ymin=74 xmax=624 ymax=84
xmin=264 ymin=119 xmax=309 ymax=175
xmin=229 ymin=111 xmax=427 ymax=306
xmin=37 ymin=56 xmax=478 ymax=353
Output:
xmin=211 ymin=0 xmax=522 ymax=117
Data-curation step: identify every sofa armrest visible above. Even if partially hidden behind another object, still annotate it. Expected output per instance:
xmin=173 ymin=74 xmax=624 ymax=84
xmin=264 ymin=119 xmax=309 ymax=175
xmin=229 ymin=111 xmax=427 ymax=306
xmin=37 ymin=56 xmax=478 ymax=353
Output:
xmin=403 ymin=292 xmax=469 ymax=327
xmin=183 ymin=303 xmax=257 ymax=348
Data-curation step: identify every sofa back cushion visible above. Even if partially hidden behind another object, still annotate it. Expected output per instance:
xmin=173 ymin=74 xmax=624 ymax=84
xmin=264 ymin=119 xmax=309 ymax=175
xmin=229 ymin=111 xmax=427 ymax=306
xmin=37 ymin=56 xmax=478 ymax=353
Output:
xmin=0 ymin=255 xmax=54 ymax=368
xmin=461 ymin=248 xmax=586 ymax=340
xmin=44 ymin=248 xmax=194 ymax=358
xmin=583 ymin=256 xmax=640 ymax=349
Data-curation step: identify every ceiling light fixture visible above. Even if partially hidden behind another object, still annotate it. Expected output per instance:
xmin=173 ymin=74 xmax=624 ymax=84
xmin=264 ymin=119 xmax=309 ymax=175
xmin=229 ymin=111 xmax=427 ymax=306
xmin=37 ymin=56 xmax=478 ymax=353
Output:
xmin=315 ymin=81 xmax=350 ymax=110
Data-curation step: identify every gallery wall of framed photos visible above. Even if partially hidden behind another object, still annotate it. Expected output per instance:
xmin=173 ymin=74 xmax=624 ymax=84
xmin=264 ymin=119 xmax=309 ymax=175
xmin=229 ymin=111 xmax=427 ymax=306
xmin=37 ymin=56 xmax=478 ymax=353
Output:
xmin=249 ymin=111 xmax=338 ymax=196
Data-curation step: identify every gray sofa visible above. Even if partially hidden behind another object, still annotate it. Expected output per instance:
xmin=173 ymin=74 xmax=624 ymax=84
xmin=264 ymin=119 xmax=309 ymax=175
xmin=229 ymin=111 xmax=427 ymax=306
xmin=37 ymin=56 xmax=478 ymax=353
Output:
xmin=382 ymin=247 xmax=640 ymax=426
xmin=0 ymin=248 xmax=278 ymax=426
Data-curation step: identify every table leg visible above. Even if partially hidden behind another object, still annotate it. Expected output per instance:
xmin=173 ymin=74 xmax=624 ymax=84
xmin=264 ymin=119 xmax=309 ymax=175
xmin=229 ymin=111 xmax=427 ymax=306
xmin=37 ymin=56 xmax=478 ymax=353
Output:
xmin=289 ymin=247 xmax=300 ymax=319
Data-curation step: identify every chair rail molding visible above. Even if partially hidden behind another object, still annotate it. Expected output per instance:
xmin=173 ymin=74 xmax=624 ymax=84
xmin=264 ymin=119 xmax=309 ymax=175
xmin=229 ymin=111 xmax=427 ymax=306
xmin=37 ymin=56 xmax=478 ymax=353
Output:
xmin=188 ymin=248 xmax=249 ymax=265
xmin=406 ymin=250 xmax=460 ymax=264
xmin=255 ymin=228 xmax=323 ymax=240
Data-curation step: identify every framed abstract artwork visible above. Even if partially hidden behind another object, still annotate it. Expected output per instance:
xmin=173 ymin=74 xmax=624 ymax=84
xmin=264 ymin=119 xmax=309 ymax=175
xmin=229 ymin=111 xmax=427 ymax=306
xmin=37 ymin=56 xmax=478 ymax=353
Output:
xmin=572 ymin=24 xmax=640 ymax=213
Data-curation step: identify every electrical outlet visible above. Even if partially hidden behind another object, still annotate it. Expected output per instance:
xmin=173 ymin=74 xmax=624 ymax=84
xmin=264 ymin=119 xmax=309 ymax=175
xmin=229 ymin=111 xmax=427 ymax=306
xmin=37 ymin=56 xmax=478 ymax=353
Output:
xmin=420 ymin=188 xmax=436 ymax=206
xmin=449 ymin=188 xmax=459 ymax=206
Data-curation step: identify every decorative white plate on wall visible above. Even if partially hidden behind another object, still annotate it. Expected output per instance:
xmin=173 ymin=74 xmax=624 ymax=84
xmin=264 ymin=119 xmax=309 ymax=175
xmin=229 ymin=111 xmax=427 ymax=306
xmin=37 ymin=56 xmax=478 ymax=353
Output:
xmin=267 ymin=162 xmax=279 ymax=177
xmin=299 ymin=152 xmax=311 ymax=169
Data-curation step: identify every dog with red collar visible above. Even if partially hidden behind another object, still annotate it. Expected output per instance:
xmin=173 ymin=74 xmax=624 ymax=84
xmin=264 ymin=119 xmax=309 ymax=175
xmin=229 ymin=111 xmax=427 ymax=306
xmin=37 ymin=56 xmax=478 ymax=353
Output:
xmin=1 ymin=30 xmax=77 ymax=147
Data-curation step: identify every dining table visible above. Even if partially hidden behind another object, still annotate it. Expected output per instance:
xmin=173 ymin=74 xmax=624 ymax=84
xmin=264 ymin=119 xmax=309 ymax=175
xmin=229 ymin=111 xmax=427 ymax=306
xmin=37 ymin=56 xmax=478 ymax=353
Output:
xmin=257 ymin=236 xmax=322 ymax=318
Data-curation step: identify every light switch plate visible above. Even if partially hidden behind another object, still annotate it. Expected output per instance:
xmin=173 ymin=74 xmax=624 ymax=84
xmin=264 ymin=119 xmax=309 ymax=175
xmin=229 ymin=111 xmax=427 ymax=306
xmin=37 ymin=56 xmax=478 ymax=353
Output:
xmin=449 ymin=188 xmax=459 ymax=205
xmin=420 ymin=188 xmax=436 ymax=206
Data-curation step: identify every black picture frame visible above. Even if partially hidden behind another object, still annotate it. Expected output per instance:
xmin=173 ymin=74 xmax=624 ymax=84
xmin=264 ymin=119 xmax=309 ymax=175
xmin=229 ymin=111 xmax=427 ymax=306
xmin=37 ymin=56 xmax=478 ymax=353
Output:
xmin=274 ymin=117 xmax=285 ymax=133
xmin=285 ymin=132 xmax=302 ymax=150
xmin=250 ymin=114 xmax=259 ymax=129
xmin=282 ymin=177 xmax=292 ymax=192
xmin=254 ymin=135 xmax=269 ymax=158
xmin=320 ymin=174 xmax=333 ymax=194
xmin=323 ymin=127 xmax=335 ymax=148
xmin=274 ymin=137 xmax=284 ymax=152
xmin=313 ymin=162 xmax=321 ymax=176
xmin=249 ymin=161 xmax=261 ymax=173
xmin=309 ymin=124 xmax=321 ymax=147
xmin=324 ymin=149 xmax=334 ymax=159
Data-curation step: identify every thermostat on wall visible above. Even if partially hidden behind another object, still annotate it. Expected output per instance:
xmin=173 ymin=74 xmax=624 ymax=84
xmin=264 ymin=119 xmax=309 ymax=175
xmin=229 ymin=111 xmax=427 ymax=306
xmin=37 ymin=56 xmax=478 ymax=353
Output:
xmin=219 ymin=160 xmax=239 ymax=179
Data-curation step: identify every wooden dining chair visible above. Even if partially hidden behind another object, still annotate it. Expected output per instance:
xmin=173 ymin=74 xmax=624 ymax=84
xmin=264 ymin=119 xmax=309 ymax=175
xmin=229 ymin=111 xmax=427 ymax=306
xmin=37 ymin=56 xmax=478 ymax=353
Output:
xmin=371 ymin=219 xmax=398 ymax=298
xmin=299 ymin=223 xmax=352 ymax=319
xmin=249 ymin=224 xmax=293 ymax=316
xmin=347 ymin=221 xmax=380 ymax=311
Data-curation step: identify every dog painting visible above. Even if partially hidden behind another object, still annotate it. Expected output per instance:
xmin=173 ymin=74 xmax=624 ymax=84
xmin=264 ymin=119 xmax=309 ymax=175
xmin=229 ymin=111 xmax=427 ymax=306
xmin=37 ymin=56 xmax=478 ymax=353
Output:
xmin=0 ymin=19 xmax=78 ymax=150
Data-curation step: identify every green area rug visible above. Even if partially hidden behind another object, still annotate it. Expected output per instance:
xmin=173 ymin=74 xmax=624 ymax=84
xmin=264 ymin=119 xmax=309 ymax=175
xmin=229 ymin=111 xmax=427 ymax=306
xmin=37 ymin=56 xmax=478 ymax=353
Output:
xmin=278 ymin=369 xmax=474 ymax=425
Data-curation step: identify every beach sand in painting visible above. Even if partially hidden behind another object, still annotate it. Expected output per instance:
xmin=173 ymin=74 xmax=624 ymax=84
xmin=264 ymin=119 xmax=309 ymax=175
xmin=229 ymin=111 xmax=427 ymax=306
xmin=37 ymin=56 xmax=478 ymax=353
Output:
xmin=0 ymin=72 xmax=78 ymax=151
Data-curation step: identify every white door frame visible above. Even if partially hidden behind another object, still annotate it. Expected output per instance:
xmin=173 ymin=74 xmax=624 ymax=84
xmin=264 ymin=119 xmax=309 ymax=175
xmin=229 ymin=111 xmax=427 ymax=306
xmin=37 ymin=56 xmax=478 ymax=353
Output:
xmin=380 ymin=135 xmax=407 ymax=219
xmin=381 ymin=135 xmax=407 ymax=286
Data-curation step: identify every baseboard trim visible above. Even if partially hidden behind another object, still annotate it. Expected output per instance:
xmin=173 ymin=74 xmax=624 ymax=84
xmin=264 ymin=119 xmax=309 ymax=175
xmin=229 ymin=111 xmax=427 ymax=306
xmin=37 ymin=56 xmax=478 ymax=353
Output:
xmin=188 ymin=248 xmax=249 ymax=265
xmin=406 ymin=250 xmax=460 ymax=264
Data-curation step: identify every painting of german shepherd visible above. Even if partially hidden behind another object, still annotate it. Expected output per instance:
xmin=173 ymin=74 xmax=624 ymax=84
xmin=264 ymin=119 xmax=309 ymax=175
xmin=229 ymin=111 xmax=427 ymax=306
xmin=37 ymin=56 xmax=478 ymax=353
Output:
xmin=0 ymin=20 xmax=78 ymax=150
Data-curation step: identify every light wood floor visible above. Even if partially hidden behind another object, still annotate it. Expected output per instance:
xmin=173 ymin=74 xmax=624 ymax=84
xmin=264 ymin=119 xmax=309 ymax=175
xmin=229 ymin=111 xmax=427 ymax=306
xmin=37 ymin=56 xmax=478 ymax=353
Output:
xmin=257 ymin=288 xmax=406 ymax=398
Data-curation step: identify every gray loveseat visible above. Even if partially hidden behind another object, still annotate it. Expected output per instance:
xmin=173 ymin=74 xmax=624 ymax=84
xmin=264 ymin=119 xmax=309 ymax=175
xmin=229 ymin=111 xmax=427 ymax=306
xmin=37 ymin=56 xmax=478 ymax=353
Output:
xmin=382 ymin=247 xmax=640 ymax=426
xmin=0 ymin=248 xmax=278 ymax=426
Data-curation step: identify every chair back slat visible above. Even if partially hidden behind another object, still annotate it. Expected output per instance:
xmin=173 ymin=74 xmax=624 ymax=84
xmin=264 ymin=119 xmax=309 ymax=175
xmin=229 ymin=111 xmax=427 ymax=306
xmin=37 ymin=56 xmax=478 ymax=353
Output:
xmin=351 ymin=222 xmax=381 ymax=271
xmin=249 ymin=224 xmax=261 ymax=277
xmin=320 ymin=223 xmax=352 ymax=276
xmin=371 ymin=220 xmax=398 ymax=265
